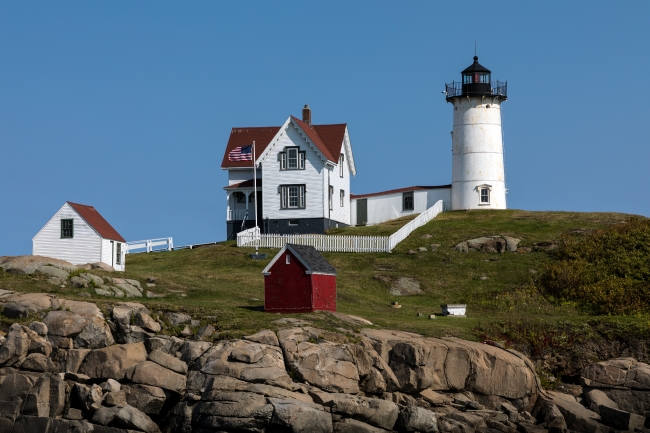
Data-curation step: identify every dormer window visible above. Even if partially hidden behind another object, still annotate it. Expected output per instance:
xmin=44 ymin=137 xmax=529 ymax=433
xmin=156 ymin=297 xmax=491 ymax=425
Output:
xmin=280 ymin=147 xmax=305 ymax=170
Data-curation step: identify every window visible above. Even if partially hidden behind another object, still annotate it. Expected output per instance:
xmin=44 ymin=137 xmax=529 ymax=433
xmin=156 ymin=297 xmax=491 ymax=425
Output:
xmin=329 ymin=186 xmax=334 ymax=211
xmin=286 ymin=253 xmax=291 ymax=264
xmin=279 ymin=147 xmax=305 ymax=170
xmin=280 ymin=185 xmax=305 ymax=209
xmin=340 ymin=189 xmax=345 ymax=207
xmin=288 ymin=219 xmax=300 ymax=226
xmin=61 ymin=219 xmax=73 ymax=238
xmin=403 ymin=191 xmax=414 ymax=211
xmin=234 ymin=192 xmax=246 ymax=203
xmin=339 ymin=153 xmax=345 ymax=177
xmin=116 ymin=243 xmax=122 ymax=265
xmin=480 ymin=187 xmax=490 ymax=204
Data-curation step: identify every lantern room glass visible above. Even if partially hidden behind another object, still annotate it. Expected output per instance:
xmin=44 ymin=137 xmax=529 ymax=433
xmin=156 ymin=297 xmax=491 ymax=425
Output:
xmin=463 ymin=72 xmax=490 ymax=84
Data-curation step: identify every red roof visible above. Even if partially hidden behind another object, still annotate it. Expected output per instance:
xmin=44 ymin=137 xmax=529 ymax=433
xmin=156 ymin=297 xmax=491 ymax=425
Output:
xmin=350 ymin=185 xmax=451 ymax=200
xmin=224 ymin=179 xmax=262 ymax=189
xmin=67 ymin=202 xmax=126 ymax=242
xmin=221 ymin=118 xmax=347 ymax=169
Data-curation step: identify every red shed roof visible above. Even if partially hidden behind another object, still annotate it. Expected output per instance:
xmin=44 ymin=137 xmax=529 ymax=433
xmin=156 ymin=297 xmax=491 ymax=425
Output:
xmin=263 ymin=244 xmax=337 ymax=276
xmin=67 ymin=202 xmax=126 ymax=242
xmin=221 ymin=117 xmax=347 ymax=169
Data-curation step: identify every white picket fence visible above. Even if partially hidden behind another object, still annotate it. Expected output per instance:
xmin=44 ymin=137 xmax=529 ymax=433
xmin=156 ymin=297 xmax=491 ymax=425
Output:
xmin=125 ymin=237 xmax=174 ymax=254
xmin=237 ymin=200 xmax=444 ymax=253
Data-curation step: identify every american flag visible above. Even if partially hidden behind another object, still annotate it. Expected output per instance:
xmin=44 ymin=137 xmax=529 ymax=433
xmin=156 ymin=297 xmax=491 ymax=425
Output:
xmin=228 ymin=144 xmax=253 ymax=161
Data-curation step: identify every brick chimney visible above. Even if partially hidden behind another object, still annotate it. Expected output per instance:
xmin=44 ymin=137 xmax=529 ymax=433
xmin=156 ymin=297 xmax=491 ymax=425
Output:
xmin=302 ymin=105 xmax=311 ymax=125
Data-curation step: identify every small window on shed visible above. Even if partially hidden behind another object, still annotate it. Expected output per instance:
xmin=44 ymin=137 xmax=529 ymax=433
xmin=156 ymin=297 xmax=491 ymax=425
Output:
xmin=61 ymin=219 xmax=73 ymax=238
xmin=116 ymin=243 xmax=122 ymax=265
xmin=286 ymin=254 xmax=291 ymax=265
xmin=403 ymin=192 xmax=414 ymax=211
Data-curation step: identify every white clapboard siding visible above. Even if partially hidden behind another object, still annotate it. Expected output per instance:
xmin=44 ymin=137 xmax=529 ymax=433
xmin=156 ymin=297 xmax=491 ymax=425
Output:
xmin=327 ymin=140 xmax=351 ymax=225
xmin=262 ymin=124 xmax=325 ymax=220
xmin=101 ymin=239 xmax=125 ymax=272
xmin=352 ymin=188 xmax=451 ymax=226
xmin=33 ymin=203 xmax=102 ymax=264
xmin=238 ymin=200 xmax=444 ymax=253
xmin=228 ymin=169 xmax=260 ymax=185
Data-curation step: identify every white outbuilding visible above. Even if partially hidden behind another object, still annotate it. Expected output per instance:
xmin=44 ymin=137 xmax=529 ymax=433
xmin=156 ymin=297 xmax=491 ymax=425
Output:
xmin=32 ymin=202 xmax=126 ymax=271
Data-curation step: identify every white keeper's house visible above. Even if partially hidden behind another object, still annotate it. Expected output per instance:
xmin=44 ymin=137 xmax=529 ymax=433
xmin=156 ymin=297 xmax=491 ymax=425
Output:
xmin=221 ymin=105 xmax=356 ymax=239
xmin=351 ymin=55 xmax=508 ymax=226
xmin=33 ymin=202 xmax=127 ymax=271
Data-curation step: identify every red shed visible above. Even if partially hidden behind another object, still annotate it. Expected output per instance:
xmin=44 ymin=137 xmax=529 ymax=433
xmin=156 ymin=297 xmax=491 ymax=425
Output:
xmin=262 ymin=243 xmax=337 ymax=313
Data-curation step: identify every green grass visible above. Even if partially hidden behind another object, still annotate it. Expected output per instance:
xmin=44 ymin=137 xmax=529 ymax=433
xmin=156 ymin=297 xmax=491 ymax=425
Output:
xmin=1 ymin=209 xmax=647 ymax=375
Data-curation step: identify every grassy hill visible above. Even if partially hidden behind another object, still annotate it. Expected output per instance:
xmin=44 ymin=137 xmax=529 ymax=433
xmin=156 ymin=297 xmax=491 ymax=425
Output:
xmin=2 ymin=209 xmax=649 ymax=379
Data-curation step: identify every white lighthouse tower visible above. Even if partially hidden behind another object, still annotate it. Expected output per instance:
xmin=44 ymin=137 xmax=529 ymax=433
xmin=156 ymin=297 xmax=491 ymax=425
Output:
xmin=446 ymin=56 xmax=508 ymax=210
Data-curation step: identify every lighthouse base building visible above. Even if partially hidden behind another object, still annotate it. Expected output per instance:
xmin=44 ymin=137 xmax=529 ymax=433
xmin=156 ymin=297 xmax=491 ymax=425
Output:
xmin=351 ymin=56 xmax=508 ymax=226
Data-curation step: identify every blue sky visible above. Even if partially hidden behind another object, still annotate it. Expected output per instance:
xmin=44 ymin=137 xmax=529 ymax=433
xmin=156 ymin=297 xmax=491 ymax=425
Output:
xmin=1 ymin=1 xmax=649 ymax=254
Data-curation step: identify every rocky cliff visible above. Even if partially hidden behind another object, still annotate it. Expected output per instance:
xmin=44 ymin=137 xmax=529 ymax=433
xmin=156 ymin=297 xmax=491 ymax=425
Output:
xmin=0 ymin=291 xmax=648 ymax=432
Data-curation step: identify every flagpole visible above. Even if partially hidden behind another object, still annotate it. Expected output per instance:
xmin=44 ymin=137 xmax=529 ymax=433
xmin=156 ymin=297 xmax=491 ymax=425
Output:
xmin=253 ymin=141 xmax=258 ymax=255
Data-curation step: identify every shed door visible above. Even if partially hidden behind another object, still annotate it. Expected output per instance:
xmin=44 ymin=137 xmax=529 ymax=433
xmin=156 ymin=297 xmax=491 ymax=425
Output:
xmin=356 ymin=199 xmax=367 ymax=226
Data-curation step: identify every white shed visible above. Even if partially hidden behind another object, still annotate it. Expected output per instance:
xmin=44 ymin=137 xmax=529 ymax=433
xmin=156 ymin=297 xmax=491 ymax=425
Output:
xmin=32 ymin=202 xmax=126 ymax=271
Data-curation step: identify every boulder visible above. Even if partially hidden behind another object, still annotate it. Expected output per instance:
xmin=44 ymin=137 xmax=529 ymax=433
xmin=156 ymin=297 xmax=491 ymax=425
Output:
xmin=94 ymin=288 xmax=113 ymax=297
xmin=34 ymin=265 xmax=70 ymax=280
xmin=28 ymin=322 xmax=47 ymax=336
xmin=102 ymin=378 xmax=122 ymax=393
xmin=148 ymin=349 xmax=188 ymax=375
xmin=43 ymin=310 xmax=85 ymax=337
xmin=64 ymin=348 xmax=91 ymax=373
xmin=389 ymin=277 xmax=423 ymax=296
xmin=115 ymin=283 xmax=142 ymax=297
xmin=104 ymin=390 xmax=127 ymax=407
xmin=582 ymin=357 xmax=650 ymax=389
xmin=18 ymin=353 xmax=54 ymax=372
xmin=56 ymin=299 xmax=114 ymax=349
xmin=125 ymin=361 xmax=187 ymax=393
xmin=333 ymin=418 xmax=387 ymax=433
xmin=1 ymin=293 xmax=57 ymax=318
xmin=546 ymin=391 xmax=608 ymax=433
xmin=23 ymin=375 xmax=51 ymax=417
xmin=113 ymin=405 xmax=162 ymax=433
xmin=398 ymin=406 xmax=438 ymax=432
xmin=268 ymin=397 xmax=333 ymax=433
xmin=91 ymin=262 xmax=114 ymax=272
xmin=92 ymin=406 xmax=121 ymax=425
xmin=311 ymin=391 xmax=398 ymax=430
xmin=112 ymin=302 xmax=149 ymax=327
xmin=244 ymin=329 xmax=279 ymax=347
xmin=200 ymin=340 xmax=292 ymax=389
xmin=598 ymin=405 xmax=645 ymax=431
xmin=197 ymin=324 xmax=215 ymax=340
xmin=134 ymin=311 xmax=161 ymax=333
xmin=124 ymin=384 xmax=168 ymax=414
xmin=0 ymin=324 xmax=37 ymax=366
xmin=194 ymin=391 xmax=273 ymax=430
xmin=79 ymin=342 xmax=148 ymax=380
xmin=80 ymin=273 xmax=103 ymax=286
xmin=164 ymin=312 xmax=192 ymax=326
xmin=279 ymin=328 xmax=360 ymax=394
xmin=179 ymin=340 xmax=212 ymax=364
xmin=70 ymin=276 xmax=89 ymax=288
xmin=583 ymin=388 xmax=618 ymax=413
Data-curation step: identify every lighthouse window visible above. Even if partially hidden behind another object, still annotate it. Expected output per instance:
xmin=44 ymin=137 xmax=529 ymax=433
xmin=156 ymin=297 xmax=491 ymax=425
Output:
xmin=480 ymin=188 xmax=490 ymax=204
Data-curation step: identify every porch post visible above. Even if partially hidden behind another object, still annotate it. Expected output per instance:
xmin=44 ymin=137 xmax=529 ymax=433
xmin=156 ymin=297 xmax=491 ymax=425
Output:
xmin=244 ymin=191 xmax=252 ymax=220
xmin=226 ymin=192 xmax=231 ymax=220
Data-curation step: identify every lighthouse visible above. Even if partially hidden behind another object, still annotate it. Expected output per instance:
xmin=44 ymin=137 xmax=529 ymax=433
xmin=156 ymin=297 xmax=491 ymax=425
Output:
xmin=445 ymin=56 xmax=508 ymax=210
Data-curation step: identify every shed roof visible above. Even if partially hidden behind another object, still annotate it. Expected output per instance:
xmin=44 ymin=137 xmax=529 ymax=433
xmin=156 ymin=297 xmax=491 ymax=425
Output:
xmin=350 ymin=185 xmax=451 ymax=200
xmin=262 ymin=243 xmax=337 ymax=276
xmin=67 ymin=202 xmax=126 ymax=242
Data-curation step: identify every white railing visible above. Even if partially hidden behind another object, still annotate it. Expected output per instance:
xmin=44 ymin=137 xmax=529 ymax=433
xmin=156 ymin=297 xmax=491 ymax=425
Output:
xmin=237 ymin=200 xmax=444 ymax=253
xmin=125 ymin=237 xmax=174 ymax=254
xmin=388 ymin=200 xmax=444 ymax=251
xmin=227 ymin=209 xmax=251 ymax=221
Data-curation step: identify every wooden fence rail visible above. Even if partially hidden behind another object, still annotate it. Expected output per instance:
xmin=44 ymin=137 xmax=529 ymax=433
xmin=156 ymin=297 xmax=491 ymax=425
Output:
xmin=237 ymin=200 xmax=444 ymax=253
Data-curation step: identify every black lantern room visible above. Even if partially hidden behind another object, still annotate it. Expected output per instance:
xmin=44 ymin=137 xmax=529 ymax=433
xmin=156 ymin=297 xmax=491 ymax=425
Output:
xmin=445 ymin=56 xmax=507 ymax=101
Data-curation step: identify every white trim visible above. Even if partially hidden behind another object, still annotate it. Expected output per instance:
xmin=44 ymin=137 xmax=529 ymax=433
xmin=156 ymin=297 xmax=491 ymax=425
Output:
xmin=342 ymin=127 xmax=357 ymax=176
xmin=289 ymin=118 xmax=332 ymax=164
